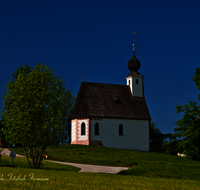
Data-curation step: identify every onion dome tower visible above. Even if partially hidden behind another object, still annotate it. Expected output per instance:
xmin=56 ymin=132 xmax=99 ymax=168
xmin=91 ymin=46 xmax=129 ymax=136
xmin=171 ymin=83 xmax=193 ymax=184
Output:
xmin=126 ymin=30 xmax=144 ymax=97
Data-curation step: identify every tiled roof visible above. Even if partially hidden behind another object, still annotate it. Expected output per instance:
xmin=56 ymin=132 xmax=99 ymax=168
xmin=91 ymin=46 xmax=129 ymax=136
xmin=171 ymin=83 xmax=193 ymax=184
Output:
xmin=71 ymin=82 xmax=151 ymax=120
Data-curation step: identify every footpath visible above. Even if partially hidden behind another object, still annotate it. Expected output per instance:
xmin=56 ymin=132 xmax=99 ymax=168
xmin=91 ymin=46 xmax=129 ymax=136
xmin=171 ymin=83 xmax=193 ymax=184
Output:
xmin=0 ymin=148 xmax=129 ymax=174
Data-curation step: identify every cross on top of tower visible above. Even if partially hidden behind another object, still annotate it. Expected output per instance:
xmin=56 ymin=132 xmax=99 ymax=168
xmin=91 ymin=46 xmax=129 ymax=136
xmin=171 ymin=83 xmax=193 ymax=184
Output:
xmin=132 ymin=30 xmax=136 ymax=55
xmin=132 ymin=30 xmax=136 ymax=42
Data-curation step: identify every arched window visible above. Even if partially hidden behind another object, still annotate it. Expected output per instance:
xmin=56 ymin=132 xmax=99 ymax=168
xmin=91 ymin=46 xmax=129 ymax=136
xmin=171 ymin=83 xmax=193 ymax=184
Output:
xmin=129 ymin=80 xmax=130 ymax=85
xmin=95 ymin=122 xmax=99 ymax=135
xmin=136 ymin=79 xmax=139 ymax=84
xmin=119 ymin=124 xmax=123 ymax=136
xmin=81 ymin=122 xmax=85 ymax=135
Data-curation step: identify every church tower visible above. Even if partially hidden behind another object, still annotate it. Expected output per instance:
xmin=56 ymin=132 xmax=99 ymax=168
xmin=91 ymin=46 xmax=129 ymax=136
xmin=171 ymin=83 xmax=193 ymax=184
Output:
xmin=126 ymin=31 xmax=144 ymax=97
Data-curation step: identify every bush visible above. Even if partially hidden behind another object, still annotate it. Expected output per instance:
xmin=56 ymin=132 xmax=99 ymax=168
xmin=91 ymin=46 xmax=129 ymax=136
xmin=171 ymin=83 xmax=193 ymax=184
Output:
xmin=165 ymin=149 xmax=177 ymax=155
xmin=165 ymin=149 xmax=171 ymax=155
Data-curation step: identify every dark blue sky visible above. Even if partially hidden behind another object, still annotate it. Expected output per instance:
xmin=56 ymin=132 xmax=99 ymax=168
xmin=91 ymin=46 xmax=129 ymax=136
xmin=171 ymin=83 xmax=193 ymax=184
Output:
xmin=0 ymin=0 xmax=199 ymax=134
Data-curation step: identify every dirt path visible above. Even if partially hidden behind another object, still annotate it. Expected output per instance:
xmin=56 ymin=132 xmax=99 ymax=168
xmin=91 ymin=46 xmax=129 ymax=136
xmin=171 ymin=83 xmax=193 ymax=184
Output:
xmin=0 ymin=148 xmax=129 ymax=174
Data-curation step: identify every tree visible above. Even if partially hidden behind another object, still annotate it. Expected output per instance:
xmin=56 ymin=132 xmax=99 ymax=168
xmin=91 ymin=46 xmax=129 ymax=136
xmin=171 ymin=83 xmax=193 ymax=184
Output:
xmin=55 ymin=92 xmax=77 ymax=145
xmin=173 ymin=67 xmax=200 ymax=160
xmin=0 ymin=115 xmax=23 ymax=148
xmin=0 ymin=63 xmax=75 ymax=168
xmin=0 ymin=116 xmax=8 ymax=147
xmin=163 ymin=132 xmax=180 ymax=155
xmin=150 ymin=121 xmax=161 ymax=134
xmin=41 ymin=89 xmax=75 ymax=146
xmin=150 ymin=121 xmax=164 ymax=151
xmin=56 ymin=89 xmax=74 ymax=145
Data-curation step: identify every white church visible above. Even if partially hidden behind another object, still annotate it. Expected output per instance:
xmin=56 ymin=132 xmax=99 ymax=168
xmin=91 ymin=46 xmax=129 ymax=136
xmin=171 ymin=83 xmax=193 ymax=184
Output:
xmin=70 ymin=39 xmax=151 ymax=151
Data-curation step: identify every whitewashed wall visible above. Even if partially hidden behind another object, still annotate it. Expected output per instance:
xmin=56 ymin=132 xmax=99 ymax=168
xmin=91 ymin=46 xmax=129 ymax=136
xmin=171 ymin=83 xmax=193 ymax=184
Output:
xmin=72 ymin=120 xmax=76 ymax=142
xmin=90 ymin=118 xmax=149 ymax=151
xmin=126 ymin=75 xmax=143 ymax=97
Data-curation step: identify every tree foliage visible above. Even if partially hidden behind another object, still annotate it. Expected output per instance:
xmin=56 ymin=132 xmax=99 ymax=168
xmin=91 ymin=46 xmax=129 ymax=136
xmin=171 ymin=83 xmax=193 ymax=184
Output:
xmin=0 ymin=63 xmax=75 ymax=168
xmin=45 ymin=88 xmax=75 ymax=146
xmin=173 ymin=67 xmax=200 ymax=160
xmin=0 ymin=116 xmax=7 ymax=147
xmin=150 ymin=121 xmax=164 ymax=151
xmin=150 ymin=121 xmax=161 ymax=134
xmin=56 ymin=89 xmax=74 ymax=145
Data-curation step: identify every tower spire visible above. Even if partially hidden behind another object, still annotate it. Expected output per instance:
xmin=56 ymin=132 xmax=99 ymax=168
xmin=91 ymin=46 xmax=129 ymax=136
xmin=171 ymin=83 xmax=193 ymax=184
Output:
xmin=127 ymin=30 xmax=141 ymax=75
xmin=126 ymin=30 xmax=144 ymax=97
xmin=132 ymin=30 xmax=136 ymax=55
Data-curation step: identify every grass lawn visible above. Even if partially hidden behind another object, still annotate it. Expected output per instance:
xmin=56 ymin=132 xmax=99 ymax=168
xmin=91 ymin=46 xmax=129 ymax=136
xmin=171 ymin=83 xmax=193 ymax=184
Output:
xmin=3 ymin=144 xmax=200 ymax=189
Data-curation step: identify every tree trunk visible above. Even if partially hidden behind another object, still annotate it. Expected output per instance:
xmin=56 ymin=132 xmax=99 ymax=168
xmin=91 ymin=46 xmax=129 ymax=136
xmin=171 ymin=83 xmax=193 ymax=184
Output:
xmin=23 ymin=144 xmax=32 ymax=168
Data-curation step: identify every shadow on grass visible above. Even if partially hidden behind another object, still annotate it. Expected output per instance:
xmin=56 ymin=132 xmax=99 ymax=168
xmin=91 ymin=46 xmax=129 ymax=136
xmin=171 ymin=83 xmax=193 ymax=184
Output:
xmin=0 ymin=155 xmax=81 ymax=172
xmin=117 ymin=165 xmax=200 ymax=182
xmin=117 ymin=166 xmax=145 ymax=176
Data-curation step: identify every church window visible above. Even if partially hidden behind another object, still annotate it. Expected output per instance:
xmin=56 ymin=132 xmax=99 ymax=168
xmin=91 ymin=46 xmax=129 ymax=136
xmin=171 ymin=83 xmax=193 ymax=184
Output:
xmin=129 ymin=80 xmax=130 ymax=85
xmin=136 ymin=79 xmax=139 ymax=84
xmin=81 ymin=122 xmax=85 ymax=135
xmin=119 ymin=124 xmax=123 ymax=136
xmin=95 ymin=122 xmax=99 ymax=135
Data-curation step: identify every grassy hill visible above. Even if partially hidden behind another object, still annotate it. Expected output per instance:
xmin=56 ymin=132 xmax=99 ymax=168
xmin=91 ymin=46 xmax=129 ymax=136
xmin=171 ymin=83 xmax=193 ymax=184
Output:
xmin=9 ymin=144 xmax=200 ymax=182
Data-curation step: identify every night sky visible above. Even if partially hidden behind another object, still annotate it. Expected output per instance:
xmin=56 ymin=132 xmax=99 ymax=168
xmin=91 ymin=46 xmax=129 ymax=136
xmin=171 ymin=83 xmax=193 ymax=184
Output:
xmin=0 ymin=0 xmax=200 ymax=135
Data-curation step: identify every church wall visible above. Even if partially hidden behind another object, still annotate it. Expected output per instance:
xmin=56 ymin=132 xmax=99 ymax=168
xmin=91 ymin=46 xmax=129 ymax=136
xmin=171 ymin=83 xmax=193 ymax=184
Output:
xmin=137 ymin=120 xmax=150 ymax=151
xmin=71 ymin=119 xmax=77 ymax=144
xmin=90 ymin=118 xmax=149 ymax=151
xmin=71 ymin=119 xmax=89 ymax=145
xmin=126 ymin=75 xmax=143 ymax=97
xmin=132 ymin=77 xmax=143 ymax=97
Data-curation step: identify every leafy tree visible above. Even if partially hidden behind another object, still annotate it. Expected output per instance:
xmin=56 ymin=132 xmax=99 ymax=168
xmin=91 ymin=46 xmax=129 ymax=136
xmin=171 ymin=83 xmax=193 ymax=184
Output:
xmin=0 ymin=116 xmax=8 ymax=147
xmin=173 ymin=67 xmax=200 ymax=160
xmin=163 ymin=133 xmax=180 ymax=155
xmin=54 ymin=91 xmax=77 ymax=145
xmin=0 ymin=63 xmax=75 ymax=168
xmin=41 ymin=90 xmax=75 ymax=146
xmin=150 ymin=121 xmax=161 ymax=134
xmin=150 ymin=121 xmax=164 ymax=151
xmin=56 ymin=89 xmax=74 ymax=145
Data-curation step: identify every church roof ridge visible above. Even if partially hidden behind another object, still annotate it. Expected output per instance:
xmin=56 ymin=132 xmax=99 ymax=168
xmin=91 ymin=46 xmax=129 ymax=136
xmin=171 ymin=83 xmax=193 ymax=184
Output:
xmin=81 ymin=81 xmax=129 ymax=86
